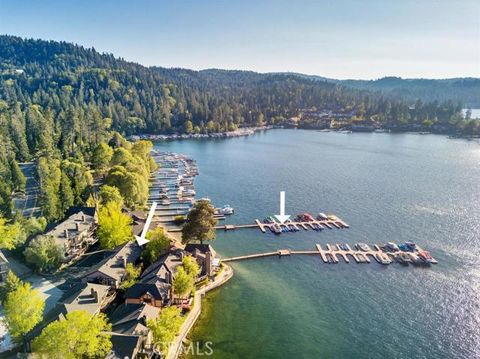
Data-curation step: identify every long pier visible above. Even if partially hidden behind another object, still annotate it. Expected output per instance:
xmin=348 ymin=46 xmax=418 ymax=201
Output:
xmin=166 ymin=219 xmax=348 ymax=233
xmin=222 ymin=243 xmax=437 ymax=266
xmin=198 ymin=217 xmax=349 ymax=234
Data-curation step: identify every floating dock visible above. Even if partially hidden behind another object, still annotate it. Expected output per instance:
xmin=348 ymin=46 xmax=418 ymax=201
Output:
xmin=222 ymin=243 xmax=437 ymax=266
xmin=167 ymin=218 xmax=348 ymax=233
xmin=201 ymin=217 xmax=349 ymax=234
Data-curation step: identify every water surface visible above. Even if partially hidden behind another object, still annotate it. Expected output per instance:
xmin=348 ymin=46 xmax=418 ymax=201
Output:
xmin=155 ymin=130 xmax=480 ymax=359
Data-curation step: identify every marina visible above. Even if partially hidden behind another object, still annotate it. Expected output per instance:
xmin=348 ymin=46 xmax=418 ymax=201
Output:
xmin=149 ymin=150 xmax=235 ymax=231
xmin=167 ymin=216 xmax=349 ymax=234
xmin=222 ymin=242 xmax=437 ymax=266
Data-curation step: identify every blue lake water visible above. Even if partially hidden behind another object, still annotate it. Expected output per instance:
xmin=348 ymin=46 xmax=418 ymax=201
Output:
xmin=154 ymin=129 xmax=480 ymax=359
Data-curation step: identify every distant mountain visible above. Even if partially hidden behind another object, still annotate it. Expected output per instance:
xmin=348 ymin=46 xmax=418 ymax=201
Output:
xmin=281 ymin=73 xmax=480 ymax=107
xmin=0 ymin=34 xmax=472 ymax=158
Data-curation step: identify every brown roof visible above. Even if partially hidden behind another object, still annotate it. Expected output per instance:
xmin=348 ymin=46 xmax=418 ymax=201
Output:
xmin=83 ymin=241 xmax=142 ymax=283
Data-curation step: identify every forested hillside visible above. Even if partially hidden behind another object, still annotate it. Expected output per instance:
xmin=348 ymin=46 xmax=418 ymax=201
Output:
xmin=339 ymin=77 xmax=480 ymax=108
xmin=283 ymin=73 xmax=480 ymax=107
xmin=0 ymin=35 xmax=476 ymax=222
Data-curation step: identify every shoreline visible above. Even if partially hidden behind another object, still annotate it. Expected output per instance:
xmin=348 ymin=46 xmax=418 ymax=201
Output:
xmin=129 ymin=125 xmax=272 ymax=141
xmin=135 ymin=125 xmax=480 ymax=144
xmin=167 ymin=263 xmax=234 ymax=359
xmin=148 ymin=150 xmax=234 ymax=359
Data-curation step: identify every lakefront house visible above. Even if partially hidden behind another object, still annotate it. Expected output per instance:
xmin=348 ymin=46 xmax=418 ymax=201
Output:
xmin=108 ymin=303 xmax=161 ymax=359
xmin=184 ymin=243 xmax=217 ymax=278
xmin=125 ymin=251 xmax=183 ymax=307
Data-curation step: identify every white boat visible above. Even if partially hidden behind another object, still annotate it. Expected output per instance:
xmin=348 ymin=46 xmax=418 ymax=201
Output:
xmin=356 ymin=243 xmax=370 ymax=252
xmin=217 ymin=205 xmax=234 ymax=215
xmin=376 ymin=252 xmax=391 ymax=265
xmin=386 ymin=242 xmax=400 ymax=252
xmin=317 ymin=212 xmax=328 ymax=220
xmin=183 ymin=189 xmax=196 ymax=196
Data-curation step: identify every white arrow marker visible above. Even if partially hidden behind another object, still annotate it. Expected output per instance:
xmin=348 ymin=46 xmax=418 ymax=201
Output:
xmin=135 ymin=201 xmax=157 ymax=246
xmin=274 ymin=191 xmax=290 ymax=224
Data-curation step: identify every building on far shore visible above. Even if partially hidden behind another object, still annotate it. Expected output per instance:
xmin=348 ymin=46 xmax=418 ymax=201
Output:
xmin=39 ymin=207 xmax=97 ymax=262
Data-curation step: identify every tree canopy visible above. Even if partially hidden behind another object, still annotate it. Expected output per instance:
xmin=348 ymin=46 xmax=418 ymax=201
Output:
xmin=172 ymin=266 xmax=194 ymax=299
xmin=32 ymin=310 xmax=112 ymax=359
xmin=181 ymin=200 xmax=218 ymax=244
xmin=97 ymin=201 xmax=133 ymax=249
xmin=0 ymin=216 xmax=23 ymax=249
xmin=142 ymin=226 xmax=172 ymax=266
xmin=147 ymin=306 xmax=184 ymax=356
xmin=182 ymin=255 xmax=200 ymax=278
xmin=4 ymin=282 xmax=44 ymax=343
xmin=98 ymin=184 xmax=124 ymax=207
xmin=23 ymin=235 xmax=64 ymax=272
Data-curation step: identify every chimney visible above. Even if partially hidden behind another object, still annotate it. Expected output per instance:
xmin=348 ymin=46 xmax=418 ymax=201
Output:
xmin=206 ymin=251 xmax=212 ymax=277
xmin=165 ymin=271 xmax=170 ymax=284
xmin=122 ymin=256 xmax=127 ymax=268
xmin=90 ymin=287 xmax=98 ymax=303
xmin=82 ymin=214 xmax=86 ymax=222
xmin=75 ymin=222 xmax=80 ymax=231
xmin=64 ymin=229 xmax=69 ymax=239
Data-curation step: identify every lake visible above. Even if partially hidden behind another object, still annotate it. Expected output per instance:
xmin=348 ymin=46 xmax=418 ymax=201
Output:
xmin=154 ymin=129 xmax=480 ymax=359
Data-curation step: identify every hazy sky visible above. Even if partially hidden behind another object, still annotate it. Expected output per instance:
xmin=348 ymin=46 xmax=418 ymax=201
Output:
xmin=0 ymin=0 xmax=478 ymax=79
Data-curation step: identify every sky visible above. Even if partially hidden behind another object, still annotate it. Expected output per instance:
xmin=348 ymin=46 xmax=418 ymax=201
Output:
xmin=0 ymin=0 xmax=479 ymax=79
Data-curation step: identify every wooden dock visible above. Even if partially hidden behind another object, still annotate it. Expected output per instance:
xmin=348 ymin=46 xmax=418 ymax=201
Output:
xmin=222 ymin=243 xmax=438 ymax=266
xmin=208 ymin=217 xmax=349 ymax=234
xmin=222 ymin=249 xmax=293 ymax=262
xmin=166 ymin=218 xmax=349 ymax=234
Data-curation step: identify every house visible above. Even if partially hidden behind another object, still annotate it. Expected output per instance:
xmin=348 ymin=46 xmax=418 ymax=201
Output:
xmin=128 ymin=209 xmax=147 ymax=237
xmin=0 ymin=250 xmax=9 ymax=283
xmin=110 ymin=303 xmax=160 ymax=336
xmin=25 ymin=282 xmax=111 ymax=348
xmin=108 ymin=334 xmax=144 ymax=359
xmin=107 ymin=303 xmax=161 ymax=359
xmin=59 ymin=282 xmax=113 ymax=314
xmin=82 ymin=241 xmax=142 ymax=289
xmin=184 ymin=244 xmax=217 ymax=277
xmin=40 ymin=207 xmax=97 ymax=262
xmin=125 ymin=251 xmax=183 ymax=308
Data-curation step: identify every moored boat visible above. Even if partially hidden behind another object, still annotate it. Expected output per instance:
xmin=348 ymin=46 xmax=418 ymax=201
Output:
xmin=271 ymin=224 xmax=282 ymax=235
xmin=217 ymin=205 xmax=234 ymax=215
xmin=356 ymin=243 xmax=371 ymax=252
xmin=375 ymin=252 xmax=391 ymax=265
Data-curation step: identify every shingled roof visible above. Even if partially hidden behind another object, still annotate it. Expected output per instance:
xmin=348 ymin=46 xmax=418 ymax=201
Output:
xmin=83 ymin=241 xmax=142 ymax=284
xmin=108 ymin=334 xmax=143 ymax=359
xmin=125 ymin=251 xmax=183 ymax=302
xmin=110 ymin=303 xmax=160 ymax=335
xmin=26 ymin=282 xmax=111 ymax=343
xmin=43 ymin=206 xmax=96 ymax=248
